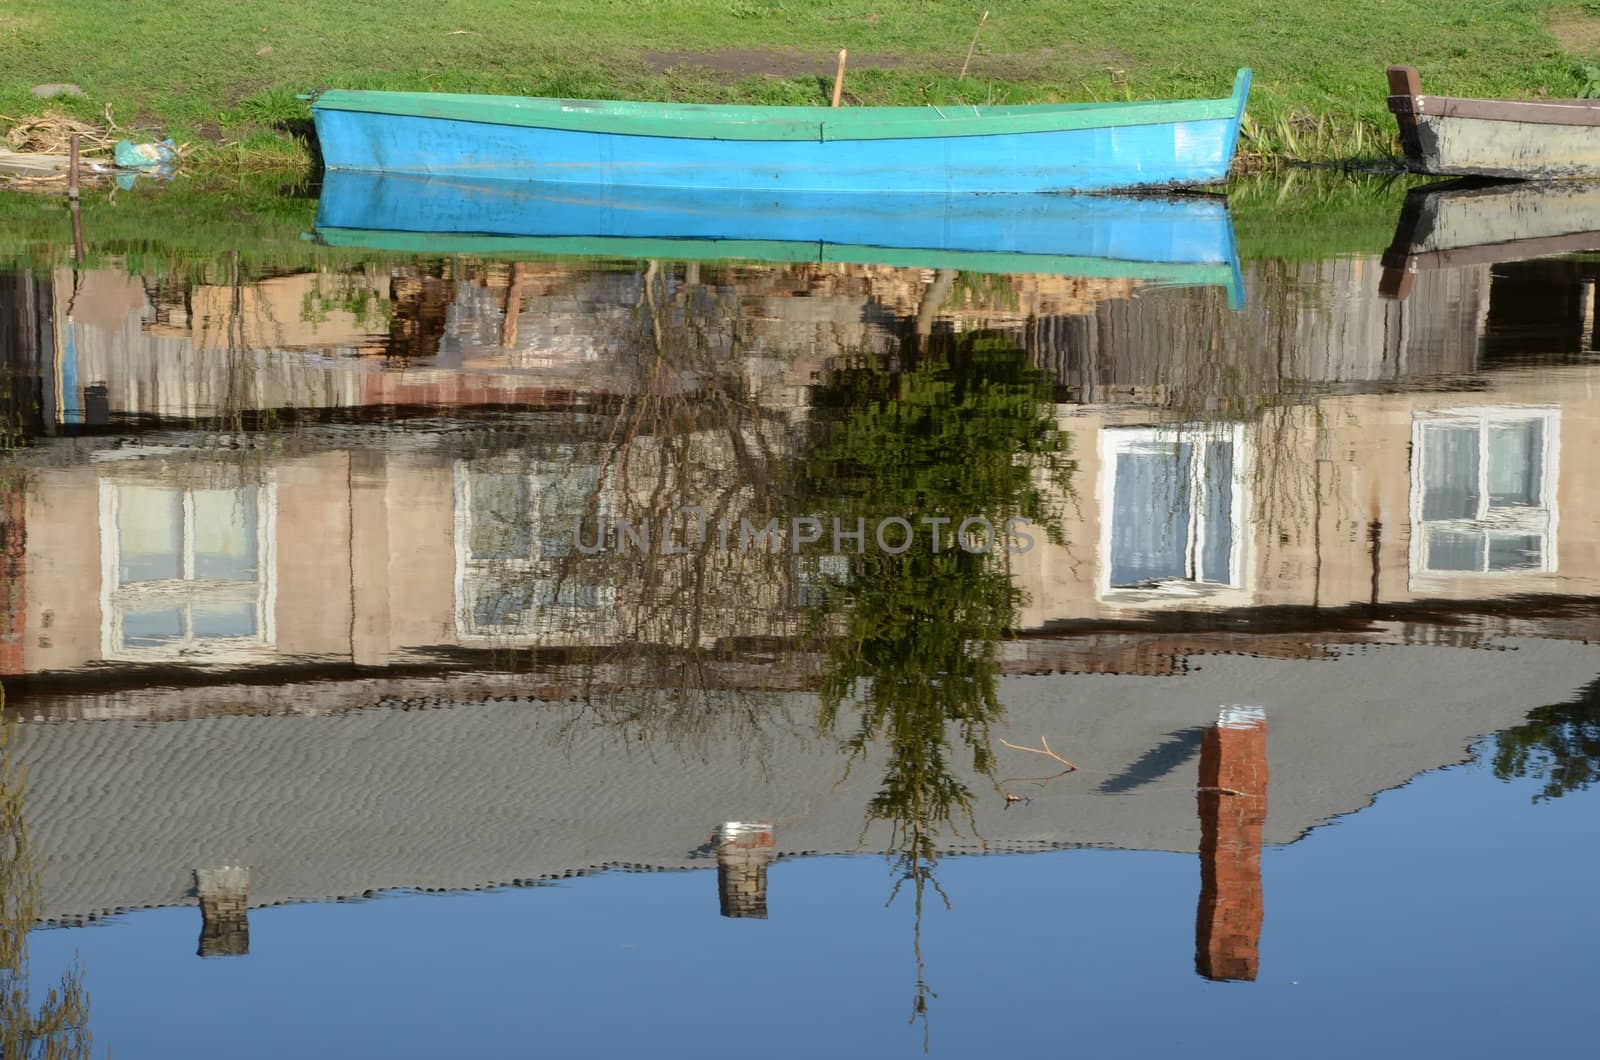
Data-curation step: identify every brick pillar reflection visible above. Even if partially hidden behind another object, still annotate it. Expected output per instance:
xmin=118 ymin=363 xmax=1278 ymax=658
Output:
xmin=716 ymin=822 xmax=773 ymax=919
xmin=195 ymin=866 xmax=251 ymax=958
xmin=1195 ymin=706 xmax=1267 ymax=982
xmin=0 ymin=481 xmax=24 ymax=676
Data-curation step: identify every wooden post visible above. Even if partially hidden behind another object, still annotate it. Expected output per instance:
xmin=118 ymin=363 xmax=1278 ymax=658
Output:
xmin=66 ymin=133 xmax=86 ymax=264
xmin=500 ymin=261 xmax=527 ymax=349
xmin=831 ymin=49 xmax=847 ymax=108
xmin=915 ymin=269 xmax=957 ymax=338
xmin=959 ymin=10 xmax=990 ymax=81
xmin=1583 ymin=278 xmax=1596 ymax=353
xmin=66 ymin=133 xmax=81 ymax=201
xmin=70 ymin=200 xmax=85 ymax=266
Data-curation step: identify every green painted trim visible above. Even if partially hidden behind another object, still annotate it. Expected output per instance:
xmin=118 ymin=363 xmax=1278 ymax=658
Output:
xmin=313 ymin=227 xmax=1235 ymax=285
xmin=313 ymin=75 xmax=1246 ymax=142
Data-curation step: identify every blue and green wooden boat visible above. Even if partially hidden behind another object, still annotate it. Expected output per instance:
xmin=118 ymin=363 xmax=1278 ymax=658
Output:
xmin=311 ymin=70 xmax=1252 ymax=194
xmin=313 ymin=172 xmax=1245 ymax=306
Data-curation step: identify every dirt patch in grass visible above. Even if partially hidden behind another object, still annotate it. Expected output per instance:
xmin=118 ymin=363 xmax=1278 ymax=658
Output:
xmin=639 ymin=43 xmax=1128 ymax=89
xmin=975 ymin=45 xmax=1132 ymax=83
xmin=1550 ymin=14 xmax=1600 ymax=55
xmin=641 ymin=47 xmax=908 ymax=80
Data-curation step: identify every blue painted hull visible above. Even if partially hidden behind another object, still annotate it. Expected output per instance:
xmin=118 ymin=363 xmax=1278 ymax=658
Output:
xmin=315 ymin=112 xmax=1237 ymax=193
xmin=312 ymin=77 xmax=1252 ymax=194
xmin=313 ymin=173 xmax=1245 ymax=306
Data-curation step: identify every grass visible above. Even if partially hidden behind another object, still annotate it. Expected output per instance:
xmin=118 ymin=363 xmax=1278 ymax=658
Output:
xmin=1 ymin=0 xmax=1597 ymax=169
xmin=0 ymin=174 xmax=330 ymax=275
xmin=1228 ymin=169 xmax=1420 ymax=260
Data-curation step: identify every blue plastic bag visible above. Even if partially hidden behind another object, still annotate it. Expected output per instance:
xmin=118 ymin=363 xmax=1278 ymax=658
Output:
xmin=113 ymin=139 xmax=178 ymax=170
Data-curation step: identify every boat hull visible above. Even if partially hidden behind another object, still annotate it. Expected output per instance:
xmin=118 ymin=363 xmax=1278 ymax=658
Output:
xmin=312 ymin=73 xmax=1251 ymax=194
xmin=313 ymin=172 xmax=1244 ymax=302
xmin=1403 ymin=114 xmax=1600 ymax=180
xmin=1387 ymin=66 xmax=1600 ymax=180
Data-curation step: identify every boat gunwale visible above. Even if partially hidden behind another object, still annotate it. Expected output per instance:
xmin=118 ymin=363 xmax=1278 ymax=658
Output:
xmin=1392 ymin=94 xmax=1600 ymax=128
xmin=1386 ymin=65 xmax=1600 ymax=128
xmin=312 ymin=70 xmax=1251 ymax=142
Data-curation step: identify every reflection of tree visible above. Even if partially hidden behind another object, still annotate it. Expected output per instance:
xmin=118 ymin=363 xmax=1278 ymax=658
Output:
xmin=1492 ymin=678 xmax=1600 ymax=803
xmin=558 ymin=261 xmax=806 ymax=752
xmin=801 ymin=329 xmax=1073 ymax=1043
xmin=1 ymin=699 xmax=94 ymax=1059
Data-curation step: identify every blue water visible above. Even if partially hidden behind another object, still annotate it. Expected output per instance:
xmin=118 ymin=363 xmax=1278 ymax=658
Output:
xmin=29 ymin=737 xmax=1596 ymax=1060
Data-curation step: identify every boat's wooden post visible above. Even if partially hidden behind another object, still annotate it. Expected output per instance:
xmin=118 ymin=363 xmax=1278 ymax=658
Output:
xmin=831 ymin=49 xmax=847 ymax=108
xmin=1386 ymin=65 xmax=1424 ymax=162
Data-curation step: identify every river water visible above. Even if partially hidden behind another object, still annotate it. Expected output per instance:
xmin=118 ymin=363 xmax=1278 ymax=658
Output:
xmin=0 ymin=175 xmax=1597 ymax=1058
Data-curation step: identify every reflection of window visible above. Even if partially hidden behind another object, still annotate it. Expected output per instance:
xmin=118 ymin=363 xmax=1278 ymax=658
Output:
xmin=99 ymin=481 xmax=275 ymax=660
xmin=1411 ymin=409 xmax=1558 ymax=577
xmin=793 ymin=552 xmax=851 ymax=608
xmin=453 ymin=456 xmax=609 ymax=640
xmin=1099 ymin=425 xmax=1248 ymax=599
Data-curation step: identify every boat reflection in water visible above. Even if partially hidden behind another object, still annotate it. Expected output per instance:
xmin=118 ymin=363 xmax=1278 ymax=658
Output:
xmin=314 ymin=171 xmax=1246 ymax=307
xmin=1382 ymin=179 xmax=1600 ymax=300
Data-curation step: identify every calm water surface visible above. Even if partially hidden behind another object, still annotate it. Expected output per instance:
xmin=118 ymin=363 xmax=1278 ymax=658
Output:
xmin=0 ymin=176 xmax=1597 ymax=1058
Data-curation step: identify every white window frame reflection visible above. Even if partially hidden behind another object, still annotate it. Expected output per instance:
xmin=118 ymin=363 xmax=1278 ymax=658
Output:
xmin=793 ymin=551 xmax=852 ymax=609
xmin=1409 ymin=407 xmax=1559 ymax=584
xmin=97 ymin=477 xmax=277 ymax=662
xmin=1097 ymin=424 xmax=1251 ymax=604
xmin=452 ymin=454 xmax=614 ymax=643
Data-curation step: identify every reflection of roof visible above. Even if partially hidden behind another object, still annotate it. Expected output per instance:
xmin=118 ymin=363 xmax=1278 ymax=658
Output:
xmin=15 ymin=637 xmax=1600 ymax=924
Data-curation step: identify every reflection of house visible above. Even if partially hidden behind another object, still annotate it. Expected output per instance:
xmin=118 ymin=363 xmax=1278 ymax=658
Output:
xmin=453 ymin=451 xmax=609 ymax=641
xmin=1098 ymin=424 xmax=1249 ymax=605
xmin=9 ymin=641 xmax=1600 ymax=931
xmin=1014 ymin=366 xmax=1600 ymax=626
xmin=1034 ymin=255 xmax=1600 ymax=403
xmin=1479 ymin=259 xmax=1600 ymax=367
xmin=99 ymin=475 xmax=275 ymax=662
xmin=2 ymin=415 xmax=806 ymax=676
xmin=6 ymin=364 xmax=1600 ymax=676
xmin=1410 ymin=406 xmax=1558 ymax=585
xmin=9 ymin=252 xmax=1599 ymax=430
xmin=62 ymin=268 xmax=376 ymax=419
xmin=1032 ymin=257 xmax=1490 ymax=402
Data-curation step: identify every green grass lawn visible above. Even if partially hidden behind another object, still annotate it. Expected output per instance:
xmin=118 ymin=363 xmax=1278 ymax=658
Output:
xmin=1 ymin=0 xmax=1597 ymax=167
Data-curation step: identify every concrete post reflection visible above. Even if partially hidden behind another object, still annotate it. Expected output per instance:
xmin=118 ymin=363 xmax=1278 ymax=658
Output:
xmin=1195 ymin=706 xmax=1267 ymax=981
